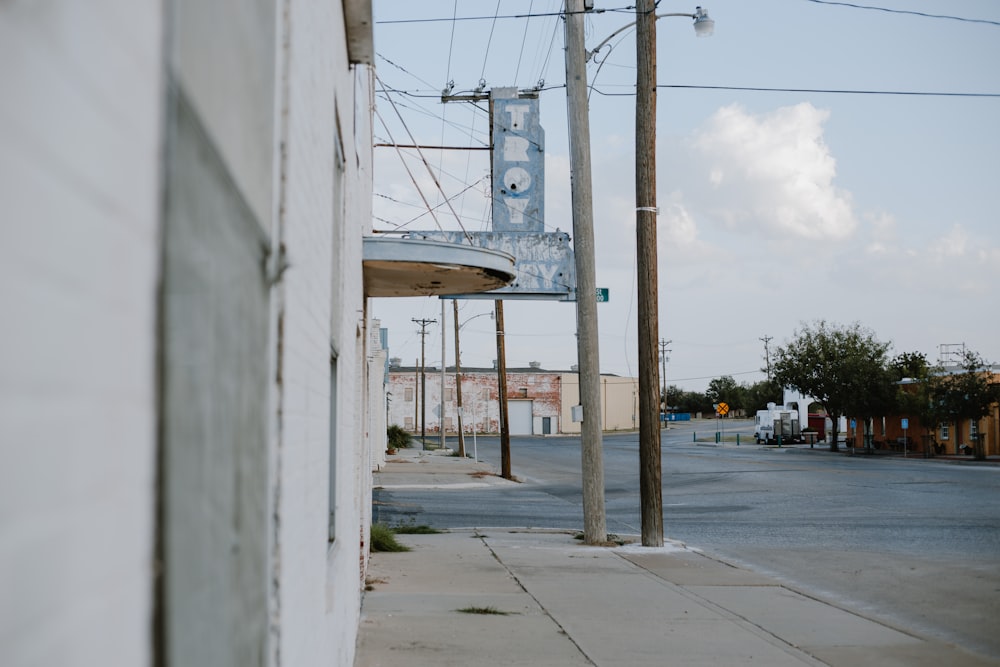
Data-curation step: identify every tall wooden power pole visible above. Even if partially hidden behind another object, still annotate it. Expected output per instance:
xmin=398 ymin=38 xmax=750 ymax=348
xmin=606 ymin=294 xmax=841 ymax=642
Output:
xmin=564 ymin=0 xmax=607 ymax=545
xmin=495 ymin=300 xmax=511 ymax=479
xmin=659 ymin=339 xmax=672 ymax=411
xmin=413 ymin=318 xmax=436 ymax=449
xmin=636 ymin=0 xmax=663 ymax=547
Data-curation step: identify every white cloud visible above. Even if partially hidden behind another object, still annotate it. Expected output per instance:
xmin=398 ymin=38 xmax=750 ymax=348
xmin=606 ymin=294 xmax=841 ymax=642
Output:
xmin=864 ymin=211 xmax=897 ymax=255
xmin=661 ymin=196 xmax=698 ymax=247
xmin=689 ymin=103 xmax=857 ymax=241
xmin=929 ymin=224 xmax=968 ymax=260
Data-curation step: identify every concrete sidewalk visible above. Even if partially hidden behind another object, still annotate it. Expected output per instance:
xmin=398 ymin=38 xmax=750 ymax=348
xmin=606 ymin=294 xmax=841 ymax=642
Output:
xmin=359 ymin=450 xmax=998 ymax=666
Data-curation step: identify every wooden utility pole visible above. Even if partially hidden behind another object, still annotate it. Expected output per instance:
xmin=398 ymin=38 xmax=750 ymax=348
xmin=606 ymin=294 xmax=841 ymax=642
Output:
xmin=413 ymin=318 xmax=436 ymax=449
xmin=760 ymin=335 xmax=773 ymax=380
xmin=636 ymin=0 xmax=663 ymax=547
xmin=563 ymin=0 xmax=607 ymax=545
xmin=453 ymin=300 xmax=466 ymax=457
xmin=495 ymin=300 xmax=511 ymax=479
xmin=659 ymin=339 xmax=672 ymax=411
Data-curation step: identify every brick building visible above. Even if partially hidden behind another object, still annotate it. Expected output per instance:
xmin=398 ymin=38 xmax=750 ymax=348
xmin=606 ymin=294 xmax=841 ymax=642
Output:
xmin=388 ymin=362 xmax=640 ymax=436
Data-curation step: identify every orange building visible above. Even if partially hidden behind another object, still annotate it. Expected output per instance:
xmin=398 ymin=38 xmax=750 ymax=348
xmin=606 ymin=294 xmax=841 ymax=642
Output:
xmin=845 ymin=369 xmax=1000 ymax=457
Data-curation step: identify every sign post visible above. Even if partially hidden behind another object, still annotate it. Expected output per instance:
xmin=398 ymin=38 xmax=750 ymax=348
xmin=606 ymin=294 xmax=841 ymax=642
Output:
xmin=901 ymin=418 xmax=909 ymax=458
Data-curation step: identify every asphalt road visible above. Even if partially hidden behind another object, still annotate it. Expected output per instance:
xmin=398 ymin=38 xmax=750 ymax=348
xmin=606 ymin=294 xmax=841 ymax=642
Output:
xmin=373 ymin=420 xmax=1000 ymax=661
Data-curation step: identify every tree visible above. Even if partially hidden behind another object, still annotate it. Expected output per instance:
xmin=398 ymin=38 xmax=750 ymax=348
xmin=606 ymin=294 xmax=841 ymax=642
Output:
xmin=772 ymin=321 xmax=892 ymax=452
xmin=929 ymin=350 xmax=999 ymax=460
xmin=664 ymin=384 xmax=685 ymax=411
xmin=891 ymin=352 xmax=939 ymax=453
xmin=743 ymin=378 xmax=783 ymax=413
xmin=706 ymin=375 xmax=743 ymax=414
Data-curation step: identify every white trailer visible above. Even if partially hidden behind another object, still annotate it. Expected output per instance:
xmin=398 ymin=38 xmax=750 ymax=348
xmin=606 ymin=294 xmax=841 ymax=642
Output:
xmin=754 ymin=403 xmax=801 ymax=444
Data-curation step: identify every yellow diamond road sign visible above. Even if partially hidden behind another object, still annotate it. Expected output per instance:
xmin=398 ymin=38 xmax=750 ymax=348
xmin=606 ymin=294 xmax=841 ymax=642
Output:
xmin=717 ymin=402 xmax=730 ymax=416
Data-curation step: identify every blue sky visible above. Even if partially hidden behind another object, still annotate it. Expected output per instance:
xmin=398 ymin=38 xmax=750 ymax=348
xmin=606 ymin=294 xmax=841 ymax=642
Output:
xmin=370 ymin=1 xmax=1000 ymax=392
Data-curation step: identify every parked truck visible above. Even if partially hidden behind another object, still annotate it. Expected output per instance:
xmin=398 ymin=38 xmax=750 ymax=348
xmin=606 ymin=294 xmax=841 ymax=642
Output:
xmin=754 ymin=403 xmax=801 ymax=444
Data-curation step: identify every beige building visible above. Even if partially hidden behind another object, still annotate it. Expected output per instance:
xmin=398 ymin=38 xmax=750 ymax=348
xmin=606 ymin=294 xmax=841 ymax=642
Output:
xmin=388 ymin=362 xmax=639 ymax=436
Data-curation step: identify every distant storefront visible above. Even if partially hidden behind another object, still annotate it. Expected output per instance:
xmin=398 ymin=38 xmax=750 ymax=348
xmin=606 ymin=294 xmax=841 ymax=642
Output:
xmin=387 ymin=362 xmax=638 ymax=435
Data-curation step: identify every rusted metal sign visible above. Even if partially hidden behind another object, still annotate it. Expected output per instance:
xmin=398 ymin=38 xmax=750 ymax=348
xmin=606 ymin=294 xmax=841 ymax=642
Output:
xmin=491 ymin=88 xmax=545 ymax=233
xmin=412 ymin=231 xmax=576 ymax=300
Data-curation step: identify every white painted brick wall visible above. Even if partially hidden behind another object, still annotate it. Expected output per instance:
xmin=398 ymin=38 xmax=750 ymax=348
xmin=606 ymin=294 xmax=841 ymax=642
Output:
xmin=0 ymin=3 xmax=163 ymax=666
xmin=271 ymin=2 xmax=372 ymax=665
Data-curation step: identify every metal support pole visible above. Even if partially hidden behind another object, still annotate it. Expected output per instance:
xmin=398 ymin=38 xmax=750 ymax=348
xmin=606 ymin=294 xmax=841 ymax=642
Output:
xmin=441 ymin=300 xmax=446 ymax=450
xmin=453 ymin=300 xmax=466 ymax=457
xmin=564 ymin=0 xmax=607 ymax=545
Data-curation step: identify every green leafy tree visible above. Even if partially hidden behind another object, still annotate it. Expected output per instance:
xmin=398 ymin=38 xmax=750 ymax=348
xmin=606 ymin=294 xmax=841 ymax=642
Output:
xmin=663 ymin=384 xmax=685 ymax=411
xmin=743 ymin=378 xmax=783 ymax=413
xmin=890 ymin=352 xmax=939 ymax=453
xmin=890 ymin=351 xmax=930 ymax=381
xmin=668 ymin=388 xmax=713 ymax=415
xmin=929 ymin=350 xmax=999 ymax=460
xmin=772 ymin=321 xmax=892 ymax=452
xmin=706 ymin=375 xmax=743 ymax=414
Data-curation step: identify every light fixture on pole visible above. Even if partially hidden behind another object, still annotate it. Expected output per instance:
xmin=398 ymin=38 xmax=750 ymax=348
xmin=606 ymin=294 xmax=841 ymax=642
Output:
xmin=453 ymin=307 xmax=494 ymax=458
xmin=566 ymin=1 xmax=712 ymax=546
xmin=586 ymin=6 xmax=714 ymax=64
xmin=693 ymin=6 xmax=715 ymax=36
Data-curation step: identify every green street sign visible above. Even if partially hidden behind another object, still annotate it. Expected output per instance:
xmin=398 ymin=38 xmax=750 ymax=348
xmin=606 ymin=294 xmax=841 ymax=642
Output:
xmin=596 ymin=287 xmax=609 ymax=302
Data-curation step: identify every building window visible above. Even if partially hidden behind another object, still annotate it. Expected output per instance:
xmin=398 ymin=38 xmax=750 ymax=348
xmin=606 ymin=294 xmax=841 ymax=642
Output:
xmin=404 ymin=416 xmax=414 ymax=430
xmin=518 ymin=388 xmax=528 ymax=398
xmin=445 ymin=388 xmax=455 ymax=401
xmin=444 ymin=417 xmax=454 ymax=431
xmin=970 ymin=420 xmax=978 ymax=437
xmin=940 ymin=424 xmax=950 ymax=440
xmin=329 ymin=355 xmax=338 ymax=543
xmin=404 ymin=387 xmax=414 ymax=401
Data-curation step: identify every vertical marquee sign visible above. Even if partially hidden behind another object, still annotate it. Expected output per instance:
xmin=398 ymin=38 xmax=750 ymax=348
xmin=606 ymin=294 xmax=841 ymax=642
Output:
xmin=491 ymin=88 xmax=544 ymax=233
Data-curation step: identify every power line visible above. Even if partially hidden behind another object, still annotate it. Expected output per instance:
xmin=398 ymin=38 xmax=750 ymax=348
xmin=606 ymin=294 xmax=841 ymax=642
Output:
xmin=608 ymin=85 xmax=1000 ymax=98
xmin=513 ymin=0 xmax=534 ymax=84
xmin=380 ymin=83 xmax=1000 ymax=99
xmin=375 ymin=7 xmax=627 ymax=25
xmin=802 ymin=0 xmax=1000 ymax=27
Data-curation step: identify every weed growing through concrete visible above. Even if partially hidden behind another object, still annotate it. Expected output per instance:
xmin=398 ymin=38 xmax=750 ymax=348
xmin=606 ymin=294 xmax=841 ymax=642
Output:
xmin=394 ymin=522 xmax=442 ymax=535
xmin=573 ymin=532 xmax=632 ymax=546
xmin=370 ymin=523 xmax=411 ymax=552
xmin=456 ymin=606 xmax=513 ymax=616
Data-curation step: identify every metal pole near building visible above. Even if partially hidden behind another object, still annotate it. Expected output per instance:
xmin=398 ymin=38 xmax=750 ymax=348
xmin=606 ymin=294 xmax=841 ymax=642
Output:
xmin=453 ymin=300 xmax=466 ymax=457
xmin=563 ymin=0 xmax=607 ymax=545
xmin=441 ymin=300 xmax=446 ymax=450
xmin=636 ymin=0 xmax=663 ymax=547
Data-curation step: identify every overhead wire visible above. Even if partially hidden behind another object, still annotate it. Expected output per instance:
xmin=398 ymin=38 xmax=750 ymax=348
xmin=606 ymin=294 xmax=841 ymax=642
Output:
xmin=437 ymin=0 xmax=461 ymax=216
xmin=801 ymin=0 xmax=1000 ymax=27
xmin=535 ymin=2 xmax=564 ymax=87
xmin=513 ymin=0 xmax=535 ymax=84
xmin=375 ymin=177 xmax=491 ymax=233
xmin=372 ymin=105 xmax=445 ymax=232
xmin=374 ymin=91 xmax=490 ymax=142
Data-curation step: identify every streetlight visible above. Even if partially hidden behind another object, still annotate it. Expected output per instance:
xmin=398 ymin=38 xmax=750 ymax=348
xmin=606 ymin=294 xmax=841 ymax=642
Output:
xmin=453 ymin=303 xmax=493 ymax=457
xmin=564 ymin=1 xmax=712 ymax=546
xmin=586 ymin=6 xmax=713 ymax=64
